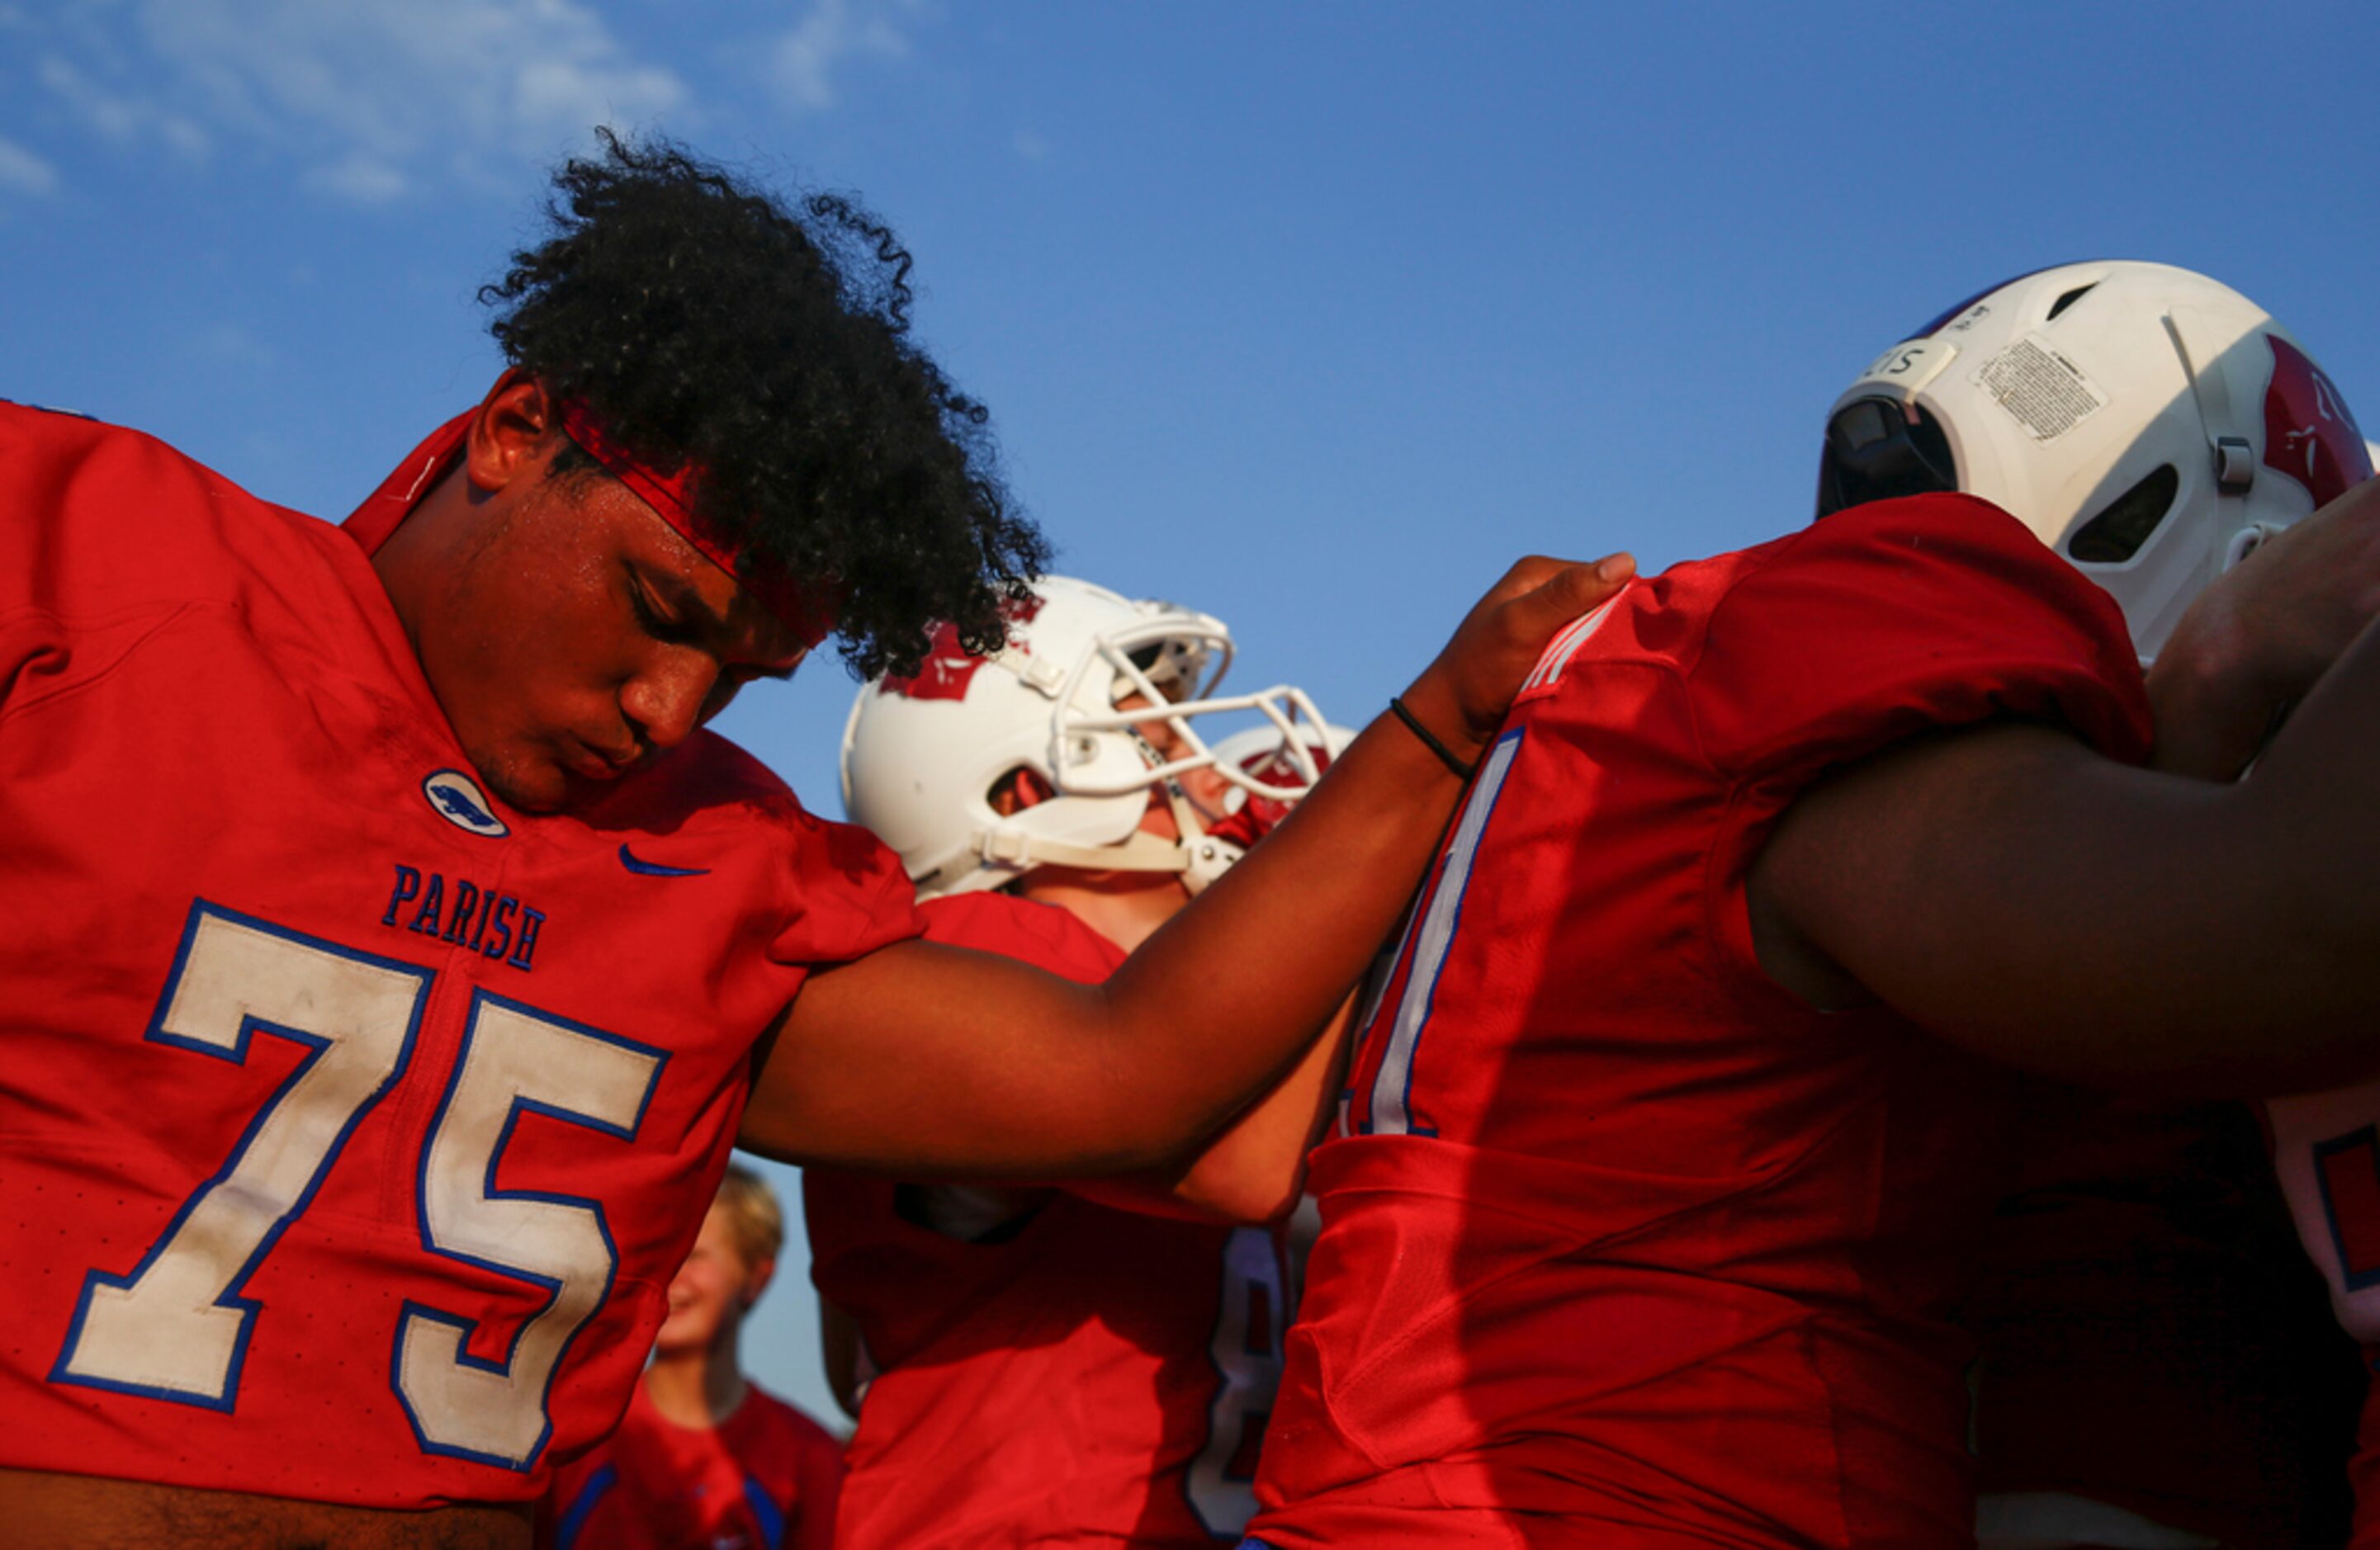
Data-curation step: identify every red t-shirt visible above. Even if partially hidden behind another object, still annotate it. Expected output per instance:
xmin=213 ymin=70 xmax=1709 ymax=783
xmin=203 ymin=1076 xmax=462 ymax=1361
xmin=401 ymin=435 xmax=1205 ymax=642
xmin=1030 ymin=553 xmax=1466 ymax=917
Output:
xmin=0 ymin=404 xmax=920 ymax=1506
xmin=1247 ymin=495 xmax=2152 ymax=1548
xmin=541 ymin=1379 xmax=843 ymax=1550
xmin=807 ymin=892 xmax=1290 ymax=1546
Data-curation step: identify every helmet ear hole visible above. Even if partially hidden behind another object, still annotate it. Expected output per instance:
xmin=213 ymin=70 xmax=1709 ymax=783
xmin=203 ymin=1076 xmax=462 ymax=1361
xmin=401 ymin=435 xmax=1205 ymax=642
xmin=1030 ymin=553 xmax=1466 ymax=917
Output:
xmin=987 ymin=767 xmax=1054 ymax=816
xmin=2067 ymin=464 xmax=2179 ymax=564
xmin=2046 ymin=282 xmax=2098 ymax=321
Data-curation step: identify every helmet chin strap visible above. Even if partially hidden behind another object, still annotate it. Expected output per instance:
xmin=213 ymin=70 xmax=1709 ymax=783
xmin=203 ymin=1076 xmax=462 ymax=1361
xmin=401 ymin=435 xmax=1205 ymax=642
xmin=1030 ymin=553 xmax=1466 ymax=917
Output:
xmin=947 ymin=823 xmax=1244 ymax=895
xmin=1134 ymin=725 xmax=1246 ymax=895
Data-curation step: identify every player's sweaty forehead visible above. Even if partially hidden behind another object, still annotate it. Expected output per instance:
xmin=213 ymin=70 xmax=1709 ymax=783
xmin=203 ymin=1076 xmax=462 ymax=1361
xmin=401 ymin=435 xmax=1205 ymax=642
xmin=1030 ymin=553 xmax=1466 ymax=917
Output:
xmin=609 ymin=484 xmax=813 ymax=679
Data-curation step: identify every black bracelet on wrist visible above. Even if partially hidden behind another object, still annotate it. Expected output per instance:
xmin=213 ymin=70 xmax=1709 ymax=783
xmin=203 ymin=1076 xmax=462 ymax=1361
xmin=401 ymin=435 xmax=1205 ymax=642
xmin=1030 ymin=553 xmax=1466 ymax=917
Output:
xmin=1388 ymin=696 xmax=1477 ymax=782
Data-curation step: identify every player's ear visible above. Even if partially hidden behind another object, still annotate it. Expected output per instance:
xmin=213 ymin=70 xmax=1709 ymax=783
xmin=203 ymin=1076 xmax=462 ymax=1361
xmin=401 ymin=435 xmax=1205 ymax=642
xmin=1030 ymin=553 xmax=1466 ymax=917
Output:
xmin=987 ymin=768 xmax=1055 ymax=817
xmin=742 ymin=1255 xmax=777 ymax=1308
xmin=463 ymin=368 xmax=562 ymax=494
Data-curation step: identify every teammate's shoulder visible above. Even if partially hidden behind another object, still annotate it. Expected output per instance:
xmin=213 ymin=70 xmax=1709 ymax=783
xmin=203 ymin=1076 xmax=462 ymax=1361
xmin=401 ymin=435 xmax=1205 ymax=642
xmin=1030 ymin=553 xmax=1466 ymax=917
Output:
xmin=0 ymin=397 xmax=219 ymax=465
xmin=919 ymin=891 xmax=1125 ymax=979
xmin=1720 ymin=492 xmax=2127 ymax=642
xmin=0 ymin=395 xmax=100 ymax=424
xmin=1763 ymin=489 xmax=2046 ymax=563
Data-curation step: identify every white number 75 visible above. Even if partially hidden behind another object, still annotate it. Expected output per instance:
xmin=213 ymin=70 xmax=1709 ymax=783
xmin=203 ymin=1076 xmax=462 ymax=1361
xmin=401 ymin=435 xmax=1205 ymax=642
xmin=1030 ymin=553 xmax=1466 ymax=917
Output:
xmin=53 ymin=903 xmax=664 ymax=1472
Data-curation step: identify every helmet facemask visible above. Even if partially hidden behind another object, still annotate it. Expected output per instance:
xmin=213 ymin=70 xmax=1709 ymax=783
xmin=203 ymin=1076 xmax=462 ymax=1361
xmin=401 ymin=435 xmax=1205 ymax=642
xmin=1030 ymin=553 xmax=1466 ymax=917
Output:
xmin=841 ymin=576 xmax=1337 ymax=899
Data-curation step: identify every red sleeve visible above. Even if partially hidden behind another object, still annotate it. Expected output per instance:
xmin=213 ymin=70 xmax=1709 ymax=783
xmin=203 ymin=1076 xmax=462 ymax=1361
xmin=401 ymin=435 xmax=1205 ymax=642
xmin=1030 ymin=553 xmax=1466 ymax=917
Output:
xmin=1687 ymin=494 xmax=2154 ymax=982
xmin=1 ymin=404 xmax=203 ymax=715
xmin=769 ymin=805 xmax=927 ymax=968
xmin=917 ymin=892 xmax=1128 ymax=983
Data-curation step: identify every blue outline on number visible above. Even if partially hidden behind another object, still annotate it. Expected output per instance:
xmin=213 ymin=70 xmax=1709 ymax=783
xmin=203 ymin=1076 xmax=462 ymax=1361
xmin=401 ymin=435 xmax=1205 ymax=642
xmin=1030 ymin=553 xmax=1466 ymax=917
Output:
xmin=1180 ymin=1226 xmax=1282 ymax=1537
xmin=2315 ymin=1125 xmax=2380 ymax=1292
xmin=50 ymin=900 xmax=431 ymax=1410
xmin=390 ymin=986 xmax=667 ymax=1471
xmin=741 ymin=1477 xmax=787 ymax=1549
xmin=1361 ymin=727 xmax=1524 ymax=1137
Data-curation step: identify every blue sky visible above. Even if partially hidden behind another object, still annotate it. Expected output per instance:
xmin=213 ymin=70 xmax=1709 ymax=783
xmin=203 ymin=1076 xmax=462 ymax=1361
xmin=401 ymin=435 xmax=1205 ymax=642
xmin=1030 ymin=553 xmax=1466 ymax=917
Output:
xmin=7 ymin=0 xmax=2376 ymax=1426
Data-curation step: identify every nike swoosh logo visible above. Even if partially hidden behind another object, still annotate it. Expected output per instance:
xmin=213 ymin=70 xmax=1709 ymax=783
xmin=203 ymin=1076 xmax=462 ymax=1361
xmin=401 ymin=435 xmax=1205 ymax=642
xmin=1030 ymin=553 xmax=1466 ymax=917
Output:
xmin=618 ymin=844 xmax=710 ymax=877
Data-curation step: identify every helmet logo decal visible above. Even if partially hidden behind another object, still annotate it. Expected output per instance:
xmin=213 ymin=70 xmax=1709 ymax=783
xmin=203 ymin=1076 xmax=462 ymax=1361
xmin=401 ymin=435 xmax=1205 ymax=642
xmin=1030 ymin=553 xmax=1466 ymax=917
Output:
xmin=880 ymin=621 xmax=986 ymax=701
xmin=1975 ymin=335 xmax=2108 ymax=442
xmin=422 ymin=770 xmax=509 ymax=838
xmin=879 ymin=595 xmax=1045 ymax=702
xmin=2264 ymin=336 xmax=2373 ymax=508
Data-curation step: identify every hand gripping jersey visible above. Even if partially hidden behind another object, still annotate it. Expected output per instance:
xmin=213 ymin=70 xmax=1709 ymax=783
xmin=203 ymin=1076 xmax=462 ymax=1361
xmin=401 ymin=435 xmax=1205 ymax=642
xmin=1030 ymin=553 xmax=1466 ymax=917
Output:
xmin=0 ymin=404 xmax=920 ymax=1507
xmin=1245 ymin=495 xmax=2153 ymax=1549
xmin=541 ymin=1379 xmax=845 ymax=1550
xmin=807 ymin=891 xmax=1291 ymax=1548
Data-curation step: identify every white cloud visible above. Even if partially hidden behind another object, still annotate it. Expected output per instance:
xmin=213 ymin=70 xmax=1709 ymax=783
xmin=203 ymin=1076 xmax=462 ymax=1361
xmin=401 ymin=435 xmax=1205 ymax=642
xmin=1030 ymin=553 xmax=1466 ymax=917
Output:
xmin=39 ymin=54 xmax=214 ymax=159
xmin=0 ymin=134 xmax=59 ymax=196
xmin=769 ymin=0 xmax=915 ymax=111
xmin=32 ymin=0 xmax=688 ymax=204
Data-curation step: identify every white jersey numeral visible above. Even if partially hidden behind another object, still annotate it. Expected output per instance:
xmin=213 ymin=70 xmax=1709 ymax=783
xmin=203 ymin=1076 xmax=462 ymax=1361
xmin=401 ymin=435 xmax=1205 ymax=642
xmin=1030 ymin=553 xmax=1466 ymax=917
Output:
xmin=54 ymin=905 xmax=664 ymax=1473
xmin=1361 ymin=730 xmax=1523 ymax=1137
xmin=1184 ymin=1226 xmax=1287 ymax=1537
xmin=54 ymin=906 xmax=430 ymax=1406
xmin=395 ymin=992 xmax=665 ymax=1468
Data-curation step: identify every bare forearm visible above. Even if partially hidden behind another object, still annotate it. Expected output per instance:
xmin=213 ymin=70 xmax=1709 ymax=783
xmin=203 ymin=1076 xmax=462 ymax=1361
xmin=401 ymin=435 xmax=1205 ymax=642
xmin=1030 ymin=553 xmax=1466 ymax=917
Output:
xmin=746 ymin=711 xmax=1459 ymax=1175
xmin=745 ymin=555 xmax=1633 ymax=1174
xmin=1072 ymin=995 xmax=1354 ymax=1223
xmin=1772 ymin=616 xmax=2380 ymax=1093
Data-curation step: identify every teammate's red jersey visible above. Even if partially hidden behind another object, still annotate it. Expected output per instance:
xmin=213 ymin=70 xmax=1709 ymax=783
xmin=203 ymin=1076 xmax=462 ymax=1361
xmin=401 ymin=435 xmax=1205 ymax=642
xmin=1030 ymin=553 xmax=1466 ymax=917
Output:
xmin=0 ymin=404 xmax=920 ymax=1507
xmin=541 ymin=1379 xmax=844 ymax=1550
xmin=807 ymin=891 xmax=1290 ymax=1547
xmin=1246 ymin=495 xmax=2152 ymax=1548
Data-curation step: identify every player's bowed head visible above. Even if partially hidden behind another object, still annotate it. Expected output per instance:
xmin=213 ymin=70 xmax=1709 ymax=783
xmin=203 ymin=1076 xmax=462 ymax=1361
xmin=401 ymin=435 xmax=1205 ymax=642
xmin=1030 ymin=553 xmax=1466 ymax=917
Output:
xmin=373 ymin=130 xmax=1048 ymax=815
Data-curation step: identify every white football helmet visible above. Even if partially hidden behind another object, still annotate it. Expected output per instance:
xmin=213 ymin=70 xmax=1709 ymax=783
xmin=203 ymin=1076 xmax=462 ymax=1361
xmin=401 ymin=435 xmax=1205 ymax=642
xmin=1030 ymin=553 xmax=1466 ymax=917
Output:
xmin=1818 ymin=261 xmax=2373 ymax=656
xmin=840 ymin=575 xmax=1333 ymax=899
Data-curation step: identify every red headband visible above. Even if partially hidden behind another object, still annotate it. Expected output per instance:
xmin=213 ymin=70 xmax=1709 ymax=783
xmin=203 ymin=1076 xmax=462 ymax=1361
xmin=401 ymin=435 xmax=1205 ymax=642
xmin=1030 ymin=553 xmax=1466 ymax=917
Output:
xmin=556 ymin=399 xmax=837 ymax=648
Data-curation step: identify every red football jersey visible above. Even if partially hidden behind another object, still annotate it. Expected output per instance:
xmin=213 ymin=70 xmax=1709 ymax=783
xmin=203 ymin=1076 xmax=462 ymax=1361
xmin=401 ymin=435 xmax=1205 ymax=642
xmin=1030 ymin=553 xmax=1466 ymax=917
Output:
xmin=1246 ymin=495 xmax=2153 ymax=1548
xmin=807 ymin=891 xmax=1290 ymax=1547
xmin=0 ymin=404 xmax=920 ymax=1507
xmin=541 ymin=1379 xmax=844 ymax=1550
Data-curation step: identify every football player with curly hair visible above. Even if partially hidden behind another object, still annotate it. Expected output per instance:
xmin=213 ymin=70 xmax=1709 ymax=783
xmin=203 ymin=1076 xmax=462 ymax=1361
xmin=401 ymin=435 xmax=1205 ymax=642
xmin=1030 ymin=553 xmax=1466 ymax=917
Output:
xmin=0 ymin=133 xmax=1628 ymax=1548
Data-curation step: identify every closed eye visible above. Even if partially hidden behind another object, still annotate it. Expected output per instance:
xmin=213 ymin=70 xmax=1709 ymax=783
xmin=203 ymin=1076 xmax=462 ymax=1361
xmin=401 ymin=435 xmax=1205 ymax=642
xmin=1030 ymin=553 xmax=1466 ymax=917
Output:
xmin=627 ymin=573 xmax=698 ymax=646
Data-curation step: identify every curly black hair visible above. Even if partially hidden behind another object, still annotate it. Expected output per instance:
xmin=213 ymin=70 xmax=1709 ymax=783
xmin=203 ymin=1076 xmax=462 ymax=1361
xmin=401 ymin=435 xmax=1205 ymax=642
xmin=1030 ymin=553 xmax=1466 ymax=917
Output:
xmin=480 ymin=129 xmax=1048 ymax=678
